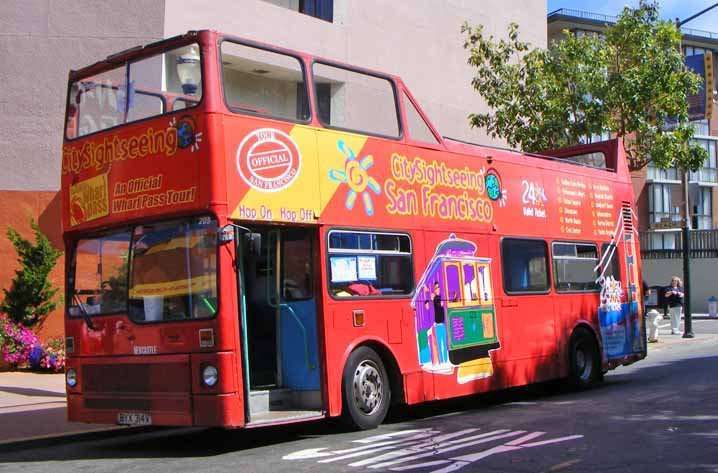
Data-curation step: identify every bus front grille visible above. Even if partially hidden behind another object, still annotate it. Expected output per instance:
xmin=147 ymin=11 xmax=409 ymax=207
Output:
xmin=84 ymin=397 xmax=189 ymax=411
xmin=82 ymin=362 xmax=191 ymax=394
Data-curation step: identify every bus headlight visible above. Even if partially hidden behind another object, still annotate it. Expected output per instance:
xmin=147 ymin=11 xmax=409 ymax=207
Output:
xmin=66 ymin=368 xmax=78 ymax=388
xmin=202 ymin=365 xmax=218 ymax=387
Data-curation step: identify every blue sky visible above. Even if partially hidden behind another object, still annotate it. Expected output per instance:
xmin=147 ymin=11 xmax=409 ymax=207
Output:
xmin=547 ymin=0 xmax=718 ymax=32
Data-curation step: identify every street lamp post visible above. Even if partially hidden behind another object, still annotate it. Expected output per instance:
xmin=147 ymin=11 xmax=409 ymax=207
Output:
xmin=676 ymin=2 xmax=718 ymax=338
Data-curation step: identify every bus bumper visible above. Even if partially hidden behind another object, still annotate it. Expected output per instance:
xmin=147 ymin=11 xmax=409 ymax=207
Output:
xmin=65 ymin=352 xmax=244 ymax=427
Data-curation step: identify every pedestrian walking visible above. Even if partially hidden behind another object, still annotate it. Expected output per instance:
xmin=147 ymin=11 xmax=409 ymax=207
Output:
xmin=664 ymin=276 xmax=684 ymax=335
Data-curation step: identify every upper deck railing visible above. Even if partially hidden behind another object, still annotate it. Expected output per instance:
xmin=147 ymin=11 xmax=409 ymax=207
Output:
xmin=548 ymin=8 xmax=718 ymax=40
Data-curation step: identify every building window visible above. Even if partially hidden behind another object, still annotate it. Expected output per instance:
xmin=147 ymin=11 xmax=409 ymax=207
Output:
xmin=501 ymin=238 xmax=550 ymax=293
xmin=300 ymin=0 xmax=333 ymax=21
xmin=263 ymin=0 xmax=334 ymax=22
xmin=691 ymin=119 xmax=710 ymax=136
xmin=692 ymin=187 xmax=713 ymax=230
xmin=690 ymin=138 xmax=718 ymax=184
xmin=649 ymin=231 xmax=679 ymax=250
xmin=648 ymin=183 xmax=680 ymax=225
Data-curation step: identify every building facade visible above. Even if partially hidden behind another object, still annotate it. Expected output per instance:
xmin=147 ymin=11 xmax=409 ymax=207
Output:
xmin=548 ymin=8 xmax=718 ymax=309
xmin=548 ymin=8 xmax=718 ymax=240
xmin=1 ymin=0 xmax=547 ymax=339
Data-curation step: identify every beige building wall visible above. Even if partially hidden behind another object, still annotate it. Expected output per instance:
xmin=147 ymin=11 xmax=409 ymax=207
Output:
xmin=1 ymin=0 xmax=166 ymax=191
xmin=164 ymin=0 xmax=547 ymax=144
xmin=0 ymin=0 xmax=546 ymax=343
xmin=0 ymin=1 xmax=165 ymax=343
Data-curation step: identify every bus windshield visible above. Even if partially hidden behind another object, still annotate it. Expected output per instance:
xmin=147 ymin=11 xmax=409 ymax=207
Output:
xmin=70 ymin=231 xmax=131 ymax=315
xmin=128 ymin=216 xmax=218 ymax=322
xmin=66 ymin=43 xmax=203 ymax=139
xmin=68 ymin=216 xmax=218 ymax=322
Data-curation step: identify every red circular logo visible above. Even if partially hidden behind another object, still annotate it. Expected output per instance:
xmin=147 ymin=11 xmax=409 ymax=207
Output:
xmin=236 ymin=128 xmax=301 ymax=192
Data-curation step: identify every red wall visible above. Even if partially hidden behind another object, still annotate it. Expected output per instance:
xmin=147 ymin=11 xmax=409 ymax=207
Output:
xmin=0 ymin=190 xmax=64 ymax=342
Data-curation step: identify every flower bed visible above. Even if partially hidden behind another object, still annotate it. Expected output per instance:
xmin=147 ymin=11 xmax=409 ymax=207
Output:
xmin=0 ymin=316 xmax=38 ymax=367
xmin=29 ymin=337 xmax=66 ymax=373
xmin=0 ymin=316 xmax=65 ymax=372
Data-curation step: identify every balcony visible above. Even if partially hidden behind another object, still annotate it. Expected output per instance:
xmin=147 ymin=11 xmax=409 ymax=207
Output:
xmin=648 ymin=212 xmax=682 ymax=229
xmin=640 ymin=229 xmax=718 ymax=259
xmin=548 ymin=8 xmax=718 ymax=40
xmin=647 ymin=166 xmax=680 ymax=182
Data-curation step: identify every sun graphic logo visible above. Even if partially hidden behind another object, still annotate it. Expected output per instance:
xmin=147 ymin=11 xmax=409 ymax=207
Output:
xmin=329 ymin=140 xmax=381 ymax=216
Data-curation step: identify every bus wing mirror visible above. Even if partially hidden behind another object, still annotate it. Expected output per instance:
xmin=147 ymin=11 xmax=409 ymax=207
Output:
xmin=244 ymin=233 xmax=262 ymax=256
xmin=218 ymin=224 xmax=235 ymax=244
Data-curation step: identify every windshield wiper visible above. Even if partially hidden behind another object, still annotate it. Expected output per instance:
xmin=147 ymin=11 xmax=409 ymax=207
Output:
xmin=72 ymin=291 xmax=97 ymax=331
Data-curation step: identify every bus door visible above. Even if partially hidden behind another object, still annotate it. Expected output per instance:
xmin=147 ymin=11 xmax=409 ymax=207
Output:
xmin=238 ymin=225 xmax=322 ymax=424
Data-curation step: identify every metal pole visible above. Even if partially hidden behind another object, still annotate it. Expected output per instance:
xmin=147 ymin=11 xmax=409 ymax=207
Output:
xmin=682 ymin=169 xmax=694 ymax=338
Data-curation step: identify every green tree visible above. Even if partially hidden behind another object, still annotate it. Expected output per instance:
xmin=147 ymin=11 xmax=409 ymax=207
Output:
xmin=1 ymin=221 xmax=63 ymax=327
xmin=462 ymin=0 xmax=708 ymax=171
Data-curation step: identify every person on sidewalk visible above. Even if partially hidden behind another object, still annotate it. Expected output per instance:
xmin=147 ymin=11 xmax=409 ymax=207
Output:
xmin=664 ymin=276 xmax=684 ymax=335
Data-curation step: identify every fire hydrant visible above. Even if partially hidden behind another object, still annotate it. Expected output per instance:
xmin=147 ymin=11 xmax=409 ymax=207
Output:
xmin=646 ymin=309 xmax=661 ymax=342
xmin=708 ymin=296 xmax=717 ymax=318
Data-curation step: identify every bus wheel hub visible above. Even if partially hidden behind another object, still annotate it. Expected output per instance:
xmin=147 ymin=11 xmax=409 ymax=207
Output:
xmin=353 ymin=361 xmax=383 ymax=414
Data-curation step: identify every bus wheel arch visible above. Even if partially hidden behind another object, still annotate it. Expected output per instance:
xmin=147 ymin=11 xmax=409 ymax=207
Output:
xmin=567 ymin=325 xmax=602 ymax=389
xmin=340 ymin=342 xmax=401 ymax=430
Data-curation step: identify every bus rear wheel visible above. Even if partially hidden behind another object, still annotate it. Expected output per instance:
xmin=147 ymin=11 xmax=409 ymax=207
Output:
xmin=568 ymin=327 xmax=601 ymax=389
xmin=341 ymin=346 xmax=391 ymax=430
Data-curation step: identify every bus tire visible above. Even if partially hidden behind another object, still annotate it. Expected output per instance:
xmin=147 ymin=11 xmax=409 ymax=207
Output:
xmin=341 ymin=346 xmax=391 ymax=430
xmin=568 ymin=327 xmax=601 ymax=389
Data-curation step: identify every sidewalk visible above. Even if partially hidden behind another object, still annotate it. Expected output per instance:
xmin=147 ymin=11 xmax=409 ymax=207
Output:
xmin=647 ymin=316 xmax=718 ymax=349
xmin=0 ymin=371 xmax=124 ymax=448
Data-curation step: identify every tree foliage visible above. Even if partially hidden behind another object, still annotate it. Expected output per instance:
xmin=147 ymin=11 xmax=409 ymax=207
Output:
xmin=462 ymin=1 xmax=708 ymax=171
xmin=1 ymin=221 xmax=62 ymax=327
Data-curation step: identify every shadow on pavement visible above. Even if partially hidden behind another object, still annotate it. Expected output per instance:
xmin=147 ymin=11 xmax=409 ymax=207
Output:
xmin=0 ymin=386 xmax=66 ymax=398
xmin=0 ymin=352 xmax=715 ymax=463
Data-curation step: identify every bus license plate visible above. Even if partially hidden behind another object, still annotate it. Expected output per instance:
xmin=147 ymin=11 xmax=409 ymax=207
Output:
xmin=117 ymin=412 xmax=152 ymax=426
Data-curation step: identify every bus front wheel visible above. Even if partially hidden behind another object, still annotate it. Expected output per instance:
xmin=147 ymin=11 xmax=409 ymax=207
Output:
xmin=341 ymin=346 xmax=391 ymax=430
xmin=568 ymin=328 xmax=601 ymax=388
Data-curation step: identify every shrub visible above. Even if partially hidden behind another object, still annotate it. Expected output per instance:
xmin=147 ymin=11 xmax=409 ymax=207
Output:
xmin=1 ymin=221 xmax=62 ymax=328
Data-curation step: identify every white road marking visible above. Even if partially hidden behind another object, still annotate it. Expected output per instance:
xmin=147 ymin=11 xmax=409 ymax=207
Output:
xmin=284 ymin=427 xmax=584 ymax=471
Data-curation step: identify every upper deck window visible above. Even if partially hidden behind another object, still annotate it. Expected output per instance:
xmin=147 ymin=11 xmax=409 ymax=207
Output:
xmin=66 ymin=44 xmax=202 ymax=139
xmin=403 ymin=92 xmax=440 ymax=145
xmin=312 ymin=63 xmax=400 ymax=139
xmin=220 ymin=41 xmax=309 ymax=121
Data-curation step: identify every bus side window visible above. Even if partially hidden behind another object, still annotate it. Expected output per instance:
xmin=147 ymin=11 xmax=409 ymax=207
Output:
xmin=501 ymin=239 xmax=550 ymax=293
xmin=328 ymin=230 xmax=413 ymax=297
xmin=601 ymin=243 xmax=621 ymax=283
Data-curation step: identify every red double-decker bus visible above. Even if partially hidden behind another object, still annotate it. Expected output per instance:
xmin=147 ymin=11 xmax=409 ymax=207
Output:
xmin=62 ymin=30 xmax=645 ymax=430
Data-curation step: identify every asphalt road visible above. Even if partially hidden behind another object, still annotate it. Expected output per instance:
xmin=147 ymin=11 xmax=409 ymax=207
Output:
xmin=1 ymin=325 xmax=716 ymax=472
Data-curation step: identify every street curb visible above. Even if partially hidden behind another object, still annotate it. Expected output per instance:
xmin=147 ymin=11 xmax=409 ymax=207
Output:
xmin=0 ymin=425 xmax=157 ymax=454
xmin=648 ymin=333 xmax=718 ymax=350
